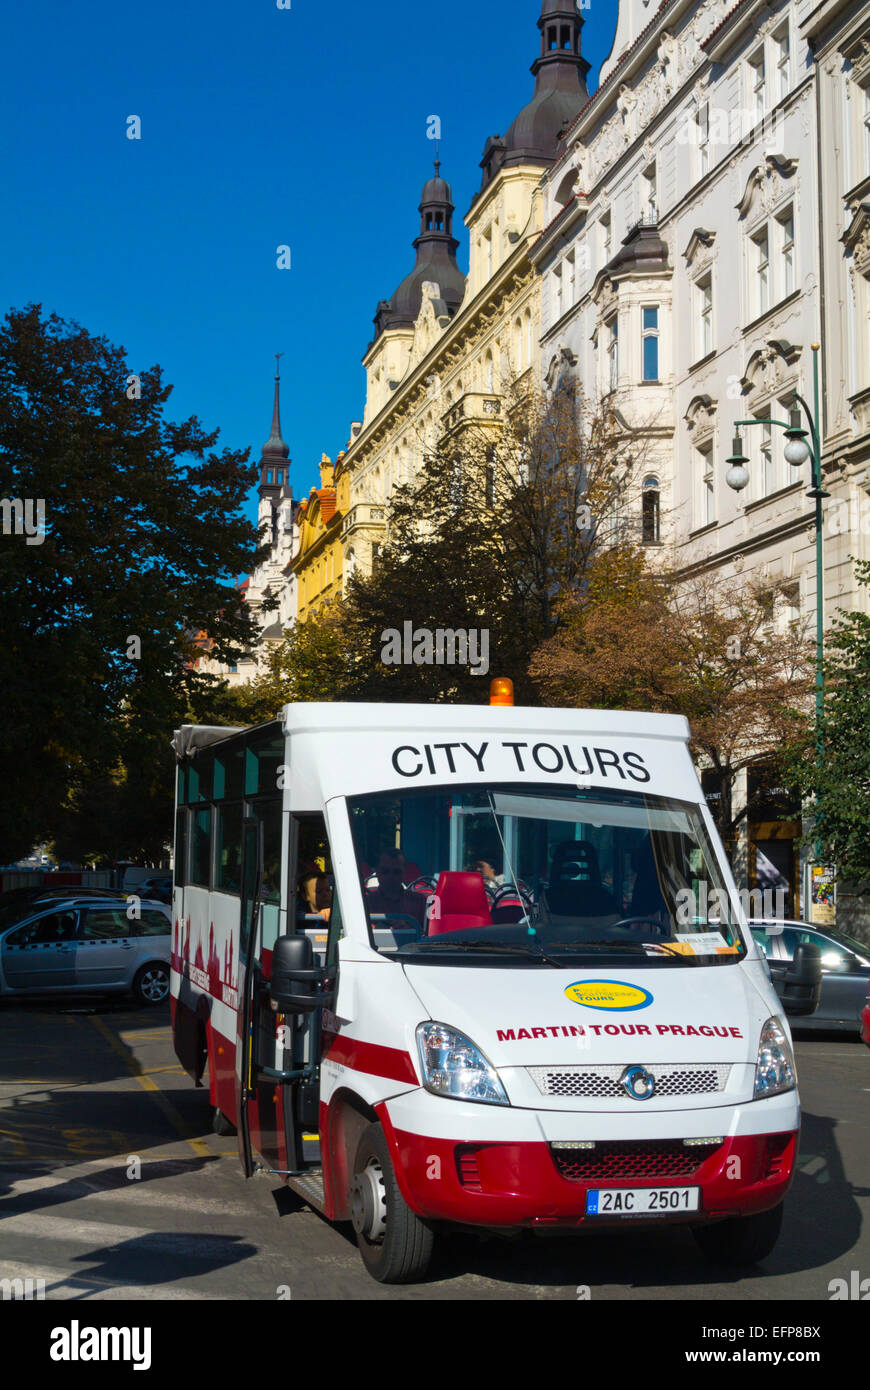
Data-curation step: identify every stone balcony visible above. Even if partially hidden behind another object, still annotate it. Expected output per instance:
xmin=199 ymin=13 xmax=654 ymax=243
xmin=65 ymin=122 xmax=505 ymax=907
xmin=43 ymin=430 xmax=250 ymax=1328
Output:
xmin=342 ymin=502 xmax=387 ymax=538
xmin=441 ymin=392 xmax=503 ymax=436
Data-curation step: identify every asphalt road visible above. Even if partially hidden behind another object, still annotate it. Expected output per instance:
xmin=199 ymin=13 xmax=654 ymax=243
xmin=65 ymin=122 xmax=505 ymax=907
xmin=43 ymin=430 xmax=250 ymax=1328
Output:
xmin=0 ymin=998 xmax=867 ymax=1301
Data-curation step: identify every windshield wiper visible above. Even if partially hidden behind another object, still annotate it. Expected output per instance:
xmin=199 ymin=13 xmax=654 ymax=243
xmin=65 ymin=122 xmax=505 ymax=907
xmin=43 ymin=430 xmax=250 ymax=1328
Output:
xmin=402 ymin=940 xmax=563 ymax=967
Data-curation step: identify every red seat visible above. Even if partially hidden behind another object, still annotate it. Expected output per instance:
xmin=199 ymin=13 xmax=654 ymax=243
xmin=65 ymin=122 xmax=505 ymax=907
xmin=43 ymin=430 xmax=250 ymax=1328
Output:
xmin=428 ymin=871 xmax=493 ymax=936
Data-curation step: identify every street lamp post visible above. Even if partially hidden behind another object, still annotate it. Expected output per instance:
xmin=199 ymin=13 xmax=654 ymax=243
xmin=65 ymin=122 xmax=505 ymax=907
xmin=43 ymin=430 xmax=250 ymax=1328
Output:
xmin=724 ymin=342 xmax=828 ymax=889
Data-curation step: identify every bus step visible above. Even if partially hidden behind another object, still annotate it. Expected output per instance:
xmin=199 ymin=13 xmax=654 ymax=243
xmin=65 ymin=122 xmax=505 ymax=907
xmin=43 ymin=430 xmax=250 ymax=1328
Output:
xmin=286 ymin=1169 xmax=326 ymax=1213
xmin=302 ymin=1133 xmax=321 ymax=1163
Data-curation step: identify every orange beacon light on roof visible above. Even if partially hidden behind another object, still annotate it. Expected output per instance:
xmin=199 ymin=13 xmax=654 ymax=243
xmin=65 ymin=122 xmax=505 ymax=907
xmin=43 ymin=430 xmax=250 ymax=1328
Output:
xmin=489 ymin=677 xmax=514 ymax=707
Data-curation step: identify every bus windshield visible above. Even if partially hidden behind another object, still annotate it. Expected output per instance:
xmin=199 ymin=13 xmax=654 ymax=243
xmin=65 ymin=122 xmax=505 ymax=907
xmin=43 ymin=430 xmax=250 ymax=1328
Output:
xmin=347 ymin=783 xmax=745 ymax=966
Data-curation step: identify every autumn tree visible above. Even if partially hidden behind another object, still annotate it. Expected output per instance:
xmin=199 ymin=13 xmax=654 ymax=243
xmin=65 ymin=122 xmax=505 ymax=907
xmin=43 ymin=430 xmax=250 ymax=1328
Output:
xmin=530 ymin=553 xmax=814 ymax=855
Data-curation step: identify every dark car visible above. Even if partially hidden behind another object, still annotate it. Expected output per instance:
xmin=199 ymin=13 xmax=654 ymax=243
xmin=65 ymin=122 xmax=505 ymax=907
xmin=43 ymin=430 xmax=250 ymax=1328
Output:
xmin=751 ymin=919 xmax=870 ymax=1033
xmin=136 ymin=876 xmax=172 ymax=905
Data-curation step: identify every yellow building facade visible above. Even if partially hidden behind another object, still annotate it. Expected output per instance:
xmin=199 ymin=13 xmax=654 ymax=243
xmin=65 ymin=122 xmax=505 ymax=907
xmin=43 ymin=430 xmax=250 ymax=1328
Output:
xmin=290 ymin=453 xmax=348 ymax=620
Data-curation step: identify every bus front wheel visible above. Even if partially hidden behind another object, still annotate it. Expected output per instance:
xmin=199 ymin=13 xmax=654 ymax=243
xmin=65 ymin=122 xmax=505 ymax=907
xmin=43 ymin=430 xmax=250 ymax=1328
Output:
xmin=692 ymin=1203 xmax=783 ymax=1266
xmin=350 ymin=1122 xmax=434 ymax=1283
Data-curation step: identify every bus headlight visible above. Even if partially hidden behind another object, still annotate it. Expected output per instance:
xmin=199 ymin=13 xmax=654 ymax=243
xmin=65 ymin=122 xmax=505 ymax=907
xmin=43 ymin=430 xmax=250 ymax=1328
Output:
xmin=416 ymin=1022 xmax=509 ymax=1105
xmin=754 ymin=1017 xmax=796 ymax=1099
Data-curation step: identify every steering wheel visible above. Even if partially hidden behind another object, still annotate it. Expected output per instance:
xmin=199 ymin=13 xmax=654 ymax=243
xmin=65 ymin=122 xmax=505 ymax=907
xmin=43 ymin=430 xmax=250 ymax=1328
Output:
xmin=609 ymin=916 xmax=668 ymax=937
xmin=491 ymin=882 xmax=535 ymax=911
xmin=406 ymin=874 xmax=438 ymax=892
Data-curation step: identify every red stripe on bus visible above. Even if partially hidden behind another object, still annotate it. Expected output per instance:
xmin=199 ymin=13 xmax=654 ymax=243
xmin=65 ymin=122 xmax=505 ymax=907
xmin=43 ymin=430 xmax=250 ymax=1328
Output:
xmin=322 ymin=1034 xmax=418 ymax=1085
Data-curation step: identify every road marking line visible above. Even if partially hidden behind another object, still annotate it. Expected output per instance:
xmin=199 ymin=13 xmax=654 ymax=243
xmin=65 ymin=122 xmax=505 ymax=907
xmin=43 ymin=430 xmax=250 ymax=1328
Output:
xmin=87 ymin=1016 xmax=211 ymax=1159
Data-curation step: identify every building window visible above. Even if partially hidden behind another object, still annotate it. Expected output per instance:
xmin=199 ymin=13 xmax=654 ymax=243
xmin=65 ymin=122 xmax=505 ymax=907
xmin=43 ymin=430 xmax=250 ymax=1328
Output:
xmin=749 ymin=48 xmax=767 ymax=124
xmin=863 ymin=84 xmax=870 ymax=175
xmin=774 ymin=27 xmax=790 ymax=102
xmin=607 ymin=315 xmax=619 ymax=391
xmin=553 ymin=264 xmax=563 ymax=319
xmin=485 ymin=448 xmax=496 ymax=508
xmin=698 ymin=276 xmax=713 ymax=358
xmin=275 ymin=469 xmax=283 ymax=485
xmin=697 ymin=440 xmax=715 ymax=527
xmin=565 ymin=251 xmax=576 ymax=307
xmin=758 ymin=417 xmax=775 ymax=497
xmin=485 ymin=228 xmax=493 ymax=279
xmin=643 ymin=163 xmax=657 ymax=222
xmin=753 ymin=227 xmax=770 ymax=315
xmin=485 ymin=352 xmax=494 ymax=393
xmin=265 ymin=469 xmax=273 ymax=484
xmin=642 ymin=306 xmax=659 ymax=381
xmin=778 ymin=208 xmax=795 ymax=296
xmin=697 ymin=101 xmax=710 ymax=176
xmin=601 ymin=211 xmax=612 ymax=262
xmin=642 ymin=476 xmax=661 ymax=544
xmin=525 ymin=311 xmax=533 ymax=366
xmin=514 ymin=317 xmax=523 ymax=372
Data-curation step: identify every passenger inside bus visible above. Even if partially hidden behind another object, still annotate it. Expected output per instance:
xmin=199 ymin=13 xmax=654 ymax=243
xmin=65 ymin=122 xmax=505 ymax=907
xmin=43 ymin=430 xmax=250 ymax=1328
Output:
xmin=297 ymin=866 xmax=331 ymax=923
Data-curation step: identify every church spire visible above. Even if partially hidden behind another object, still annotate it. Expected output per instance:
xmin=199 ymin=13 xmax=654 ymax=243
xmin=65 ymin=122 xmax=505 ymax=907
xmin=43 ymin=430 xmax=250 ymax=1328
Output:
xmin=259 ymin=356 xmax=290 ymax=500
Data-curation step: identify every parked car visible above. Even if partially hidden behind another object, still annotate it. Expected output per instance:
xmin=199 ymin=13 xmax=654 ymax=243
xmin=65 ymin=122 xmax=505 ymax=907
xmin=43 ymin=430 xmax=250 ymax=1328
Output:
xmin=136 ymin=875 xmax=172 ymax=905
xmin=750 ymin=919 xmax=870 ymax=1033
xmin=861 ymin=983 xmax=870 ymax=1047
xmin=0 ymin=895 xmax=171 ymax=1004
xmin=0 ymin=884 xmax=128 ymax=929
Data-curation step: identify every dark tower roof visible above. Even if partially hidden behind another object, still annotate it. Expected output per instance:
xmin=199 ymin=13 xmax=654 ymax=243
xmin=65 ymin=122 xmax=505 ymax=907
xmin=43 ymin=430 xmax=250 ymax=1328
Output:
xmin=258 ymin=356 xmax=291 ymax=506
xmin=371 ymin=163 xmax=466 ymax=342
xmin=477 ymin=0 xmax=590 ymax=194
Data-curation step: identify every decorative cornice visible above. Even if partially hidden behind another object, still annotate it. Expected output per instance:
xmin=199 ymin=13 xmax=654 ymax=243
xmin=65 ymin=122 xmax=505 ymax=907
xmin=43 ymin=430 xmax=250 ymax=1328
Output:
xmin=843 ymin=197 xmax=870 ymax=278
xmin=684 ymin=393 xmax=718 ymax=434
xmin=683 ymin=226 xmax=717 ymax=268
xmin=736 ymin=155 xmax=799 ymax=218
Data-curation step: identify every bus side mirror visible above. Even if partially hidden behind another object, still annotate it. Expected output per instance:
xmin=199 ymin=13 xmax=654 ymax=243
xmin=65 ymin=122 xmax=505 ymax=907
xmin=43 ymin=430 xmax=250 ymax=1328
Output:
xmin=269 ymin=933 xmax=332 ymax=1014
xmin=779 ymin=942 xmax=822 ymax=1018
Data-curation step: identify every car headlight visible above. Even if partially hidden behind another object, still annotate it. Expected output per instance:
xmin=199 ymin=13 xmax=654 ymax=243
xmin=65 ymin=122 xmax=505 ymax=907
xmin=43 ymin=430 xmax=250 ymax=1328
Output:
xmin=416 ymin=1022 xmax=509 ymax=1105
xmin=754 ymin=1016 xmax=796 ymax=1099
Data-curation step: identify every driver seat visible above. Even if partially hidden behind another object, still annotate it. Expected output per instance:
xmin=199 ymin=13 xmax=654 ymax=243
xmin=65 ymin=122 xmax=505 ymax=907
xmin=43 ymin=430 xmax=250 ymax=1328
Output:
xmin=547 ymin=840 xmax=617 ymax=917
xmin=427 ymin=871 xmax=492 ymax=936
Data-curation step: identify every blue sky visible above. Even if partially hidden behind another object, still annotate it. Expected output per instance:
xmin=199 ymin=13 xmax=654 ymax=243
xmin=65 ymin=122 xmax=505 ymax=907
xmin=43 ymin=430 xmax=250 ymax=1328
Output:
xmin=0 ymin=0 xmax=616 ymax=538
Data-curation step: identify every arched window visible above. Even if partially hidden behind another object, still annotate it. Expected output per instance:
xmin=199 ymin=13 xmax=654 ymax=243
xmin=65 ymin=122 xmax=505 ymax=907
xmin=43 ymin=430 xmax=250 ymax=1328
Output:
xmin=485 ymin=351 xmax=494 ymax=393
xmin=642 ymin=476 xmax=661 ymax=544
xmin=525 ymin=311 xmax=533 ymax=368
xmin=514 ymin=317 xmax=523 ymax=371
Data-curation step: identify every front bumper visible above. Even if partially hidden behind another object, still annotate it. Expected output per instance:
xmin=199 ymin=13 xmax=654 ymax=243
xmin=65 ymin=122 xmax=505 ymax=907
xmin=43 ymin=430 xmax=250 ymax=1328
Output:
xmin=379 ymin=1089 xmax=799 ymax=1229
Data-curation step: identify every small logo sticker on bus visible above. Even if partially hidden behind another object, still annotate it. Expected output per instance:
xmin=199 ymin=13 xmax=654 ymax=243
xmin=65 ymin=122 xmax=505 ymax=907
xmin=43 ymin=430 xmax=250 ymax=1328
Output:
xmin=564 ymin=980 xmax=654 ymax=1012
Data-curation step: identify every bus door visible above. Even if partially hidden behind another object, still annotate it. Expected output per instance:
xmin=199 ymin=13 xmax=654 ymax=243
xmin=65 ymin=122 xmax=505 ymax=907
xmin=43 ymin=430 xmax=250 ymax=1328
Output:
xmin=235 ymin=814 xmax=285 ymax=1179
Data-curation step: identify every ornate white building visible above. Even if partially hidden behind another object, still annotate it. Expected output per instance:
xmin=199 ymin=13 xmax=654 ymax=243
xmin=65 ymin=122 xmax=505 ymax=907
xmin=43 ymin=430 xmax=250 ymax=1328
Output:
xmin=197 ymin=364 xmax=300 ymax=687
xmin=532 ymin=0 xmax=870 ymax=919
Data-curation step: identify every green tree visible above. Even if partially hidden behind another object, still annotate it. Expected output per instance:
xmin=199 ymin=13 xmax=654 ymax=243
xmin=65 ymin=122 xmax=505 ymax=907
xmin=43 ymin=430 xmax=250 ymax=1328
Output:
xmin=786 ymin=559 xmax=870 ymax=884
xmin=0 ymin=304 xmax=264 ymax=862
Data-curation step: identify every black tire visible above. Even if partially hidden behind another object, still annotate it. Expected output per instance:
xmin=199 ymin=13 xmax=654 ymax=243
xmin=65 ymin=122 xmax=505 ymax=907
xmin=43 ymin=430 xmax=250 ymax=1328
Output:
xmin=213 ymin=1107 xmax=236 ymax=1137
xmin=132 ymin=962 xmax=170 ymax=1006
xmin=350 ymin=1122 xmax=435 ymax=1283
xmin=692 ymin=1202 xmax=784 ymax=1266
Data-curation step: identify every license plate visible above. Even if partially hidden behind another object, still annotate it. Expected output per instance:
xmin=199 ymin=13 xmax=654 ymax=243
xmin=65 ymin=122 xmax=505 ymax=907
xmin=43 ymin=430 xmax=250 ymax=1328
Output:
xmin=586 ymin=1186 xmax=700 ymax=1216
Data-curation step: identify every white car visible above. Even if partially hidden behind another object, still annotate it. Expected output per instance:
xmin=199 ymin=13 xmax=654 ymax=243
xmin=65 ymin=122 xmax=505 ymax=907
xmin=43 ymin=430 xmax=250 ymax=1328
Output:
xmin=0 ymin=895 xmax=171 ymax=1004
